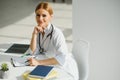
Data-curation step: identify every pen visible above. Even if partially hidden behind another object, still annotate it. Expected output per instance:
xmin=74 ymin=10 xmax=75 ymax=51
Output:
xmin=21 ymin=53 xmax=31 ymax=57
xmin=24 ymin=56 xmax=36 ymax=63
xmin=25 ymin=60 xmax=30 ymax=63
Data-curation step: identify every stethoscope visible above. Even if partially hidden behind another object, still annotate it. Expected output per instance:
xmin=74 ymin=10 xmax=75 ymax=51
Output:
xmin=38 ymin=24 xmax=54 ymax=54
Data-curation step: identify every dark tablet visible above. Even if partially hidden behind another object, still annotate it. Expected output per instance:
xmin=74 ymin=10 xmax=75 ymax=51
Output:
xmin=5 ymin=44 xmax=29 ymax=54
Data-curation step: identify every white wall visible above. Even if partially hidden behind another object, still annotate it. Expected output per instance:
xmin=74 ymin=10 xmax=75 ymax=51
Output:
xmin=73 ymin=0 xmax=120 ymax=80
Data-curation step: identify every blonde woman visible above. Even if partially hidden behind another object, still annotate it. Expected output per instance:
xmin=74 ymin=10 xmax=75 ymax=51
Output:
xmin=27 ymin=2 xmax=79 ymax=80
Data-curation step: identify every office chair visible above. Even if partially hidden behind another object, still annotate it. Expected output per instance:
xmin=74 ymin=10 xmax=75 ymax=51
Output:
xmin=72 ymin=40 xmax=89 ymax=80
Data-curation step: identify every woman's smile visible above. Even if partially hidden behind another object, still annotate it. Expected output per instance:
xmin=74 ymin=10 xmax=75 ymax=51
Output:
xmin=36 ymin=9 xmax=52 ymax=28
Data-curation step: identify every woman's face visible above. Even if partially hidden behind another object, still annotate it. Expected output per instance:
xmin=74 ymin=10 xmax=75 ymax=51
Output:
xmin=35 ymin=9 xmax=52 ymax=29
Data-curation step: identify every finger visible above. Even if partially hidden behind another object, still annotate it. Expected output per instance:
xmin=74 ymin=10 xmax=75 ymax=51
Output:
xmin=42 ymin=27 xmax=45 ymax=30
xmin=27 ymin=58 xmax=32 ymax=64
xmin=27 ymin=57 xmax=32 ymax=61
xmin=38 ymin=25 xmax=45 ymax=30
xmin=30 ymin=63 xmax=34 ymax=66
xmin=35 ymin=26 xmax=40 ymax=32
xmin=33 ymin=27 xmax=39 ymax=34
xmin=38 ymin=28 xmax=44 ymax=33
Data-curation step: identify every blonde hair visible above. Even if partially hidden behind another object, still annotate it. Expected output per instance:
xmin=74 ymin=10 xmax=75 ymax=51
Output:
xmin=35 ymin=2 xmax=53 ymax=15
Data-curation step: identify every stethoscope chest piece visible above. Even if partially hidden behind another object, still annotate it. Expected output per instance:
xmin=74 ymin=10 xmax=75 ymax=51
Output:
xmin=39 ymin=48 xmax=44 ymax=54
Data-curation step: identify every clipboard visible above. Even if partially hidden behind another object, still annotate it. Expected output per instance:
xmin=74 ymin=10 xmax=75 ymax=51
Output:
xmin=11 ymin=57 xmax=29 ymax=67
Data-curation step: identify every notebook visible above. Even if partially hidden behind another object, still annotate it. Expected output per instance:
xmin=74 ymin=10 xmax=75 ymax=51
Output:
xmin=23 ymin=70 xmax=57 ymax=80
xmin=29 ymin=65 xmax=54 ymax=78
xmin=5 ymin=43 xmax=29 ymax=54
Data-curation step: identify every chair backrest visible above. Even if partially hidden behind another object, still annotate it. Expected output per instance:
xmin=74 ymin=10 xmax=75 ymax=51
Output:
xmin=72 ymin=40 xmax=89 ymax=80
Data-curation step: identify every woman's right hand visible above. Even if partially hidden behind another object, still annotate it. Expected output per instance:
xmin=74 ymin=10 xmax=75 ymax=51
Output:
xmin=28 ymin=57 xmax=40 ymax=66
xmin=33 ymin=26 xmax=44 ymax=35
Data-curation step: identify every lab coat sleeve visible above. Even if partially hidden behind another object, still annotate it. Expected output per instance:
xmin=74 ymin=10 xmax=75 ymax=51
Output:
xmin=24 ymin=47 xmax=33 ymax=54
xmin=53 ymin=29 xmax=68 ymax=66
xmin=24 ymin=47 xmax=39 ymax=55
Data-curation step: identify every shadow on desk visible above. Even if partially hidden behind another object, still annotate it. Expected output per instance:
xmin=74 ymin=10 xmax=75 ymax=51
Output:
xmin=16 ymin=76 xmax=23 ymax=80
xmin=0 ymin=43 xmax=12 ymax=52
xmin=0 ymin=54 xmax=13 ymax=62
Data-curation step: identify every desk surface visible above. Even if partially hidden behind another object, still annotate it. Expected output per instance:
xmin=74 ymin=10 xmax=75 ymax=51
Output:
xmin=0 ymin=43 xmax=73 ymax=80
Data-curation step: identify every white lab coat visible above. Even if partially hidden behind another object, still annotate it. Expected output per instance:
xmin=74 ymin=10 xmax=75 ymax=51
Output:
xmin=26 ymin=23 xmax=79 ymax=80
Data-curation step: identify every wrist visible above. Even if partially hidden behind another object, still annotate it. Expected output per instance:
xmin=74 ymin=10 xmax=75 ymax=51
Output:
xmin=32 ymin=32 xmax=38 ymax=36
xmin=38 ymin=60 xmax=43 ymax=65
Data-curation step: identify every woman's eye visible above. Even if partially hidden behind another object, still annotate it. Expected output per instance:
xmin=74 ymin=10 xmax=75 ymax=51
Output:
xmin=36 ymin=14 xmax=40 ymax=17
xmin=42 ymin=14 xmax=46 ymax=17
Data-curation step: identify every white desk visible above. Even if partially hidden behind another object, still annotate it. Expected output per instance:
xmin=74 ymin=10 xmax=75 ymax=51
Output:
xmin=0 ymin=43 xmax=73 ymax=80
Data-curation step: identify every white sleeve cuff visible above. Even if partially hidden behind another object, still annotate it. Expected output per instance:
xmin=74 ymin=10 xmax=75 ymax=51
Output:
xmin=24 ymin=47 xmax=33 ymax=54
xmin=25 ymin=47 xmax=40 ymax=55
xmin=54 ymin=54 xmax=66 ymax=66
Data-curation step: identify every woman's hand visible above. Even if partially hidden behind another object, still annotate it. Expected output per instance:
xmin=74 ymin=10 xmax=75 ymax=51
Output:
xmin=33 ymin=26 xmax=44 ymax=35
xmin=28 ymin=58 xmax=40 ymax=66
xmin=28 ymin=57 xmax=59 ymax=66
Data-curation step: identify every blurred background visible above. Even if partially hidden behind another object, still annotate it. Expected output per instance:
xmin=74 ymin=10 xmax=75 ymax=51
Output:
xmin=0 ymin=0 xmax=72 ymax=51
xmin=73 ymin=0 xmax=120 ymax=80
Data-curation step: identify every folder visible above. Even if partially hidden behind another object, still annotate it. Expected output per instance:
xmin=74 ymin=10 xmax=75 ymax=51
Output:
xmin=29 ymin=65 xmax=54 ymax=78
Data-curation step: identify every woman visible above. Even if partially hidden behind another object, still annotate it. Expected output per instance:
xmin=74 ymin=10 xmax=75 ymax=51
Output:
xmin=27 ymin=2 xmax=79 ymax=80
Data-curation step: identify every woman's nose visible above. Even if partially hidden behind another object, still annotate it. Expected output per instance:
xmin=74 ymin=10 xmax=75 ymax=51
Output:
xmin=39 ymin=16 xmax=43 ymax=20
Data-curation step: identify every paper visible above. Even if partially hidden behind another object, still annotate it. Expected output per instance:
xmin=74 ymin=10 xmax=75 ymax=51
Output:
xmin=11 ymin=57 xmax=29 ymax=67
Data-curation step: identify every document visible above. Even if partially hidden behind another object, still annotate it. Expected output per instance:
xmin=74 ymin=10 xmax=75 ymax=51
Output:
xmin=11 ymin=57 xmax=29 ymax=67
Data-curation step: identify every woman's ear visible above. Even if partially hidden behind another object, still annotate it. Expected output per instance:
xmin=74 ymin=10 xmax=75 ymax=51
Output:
xmin=50 ymin=14 xmax=54 ymax=21
xmin=51 ymin=14 xmax=53 ymax=18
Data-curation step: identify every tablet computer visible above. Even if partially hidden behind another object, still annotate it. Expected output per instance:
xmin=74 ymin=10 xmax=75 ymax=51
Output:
xmin=5 ymin=43 xmax=29 ymax=54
